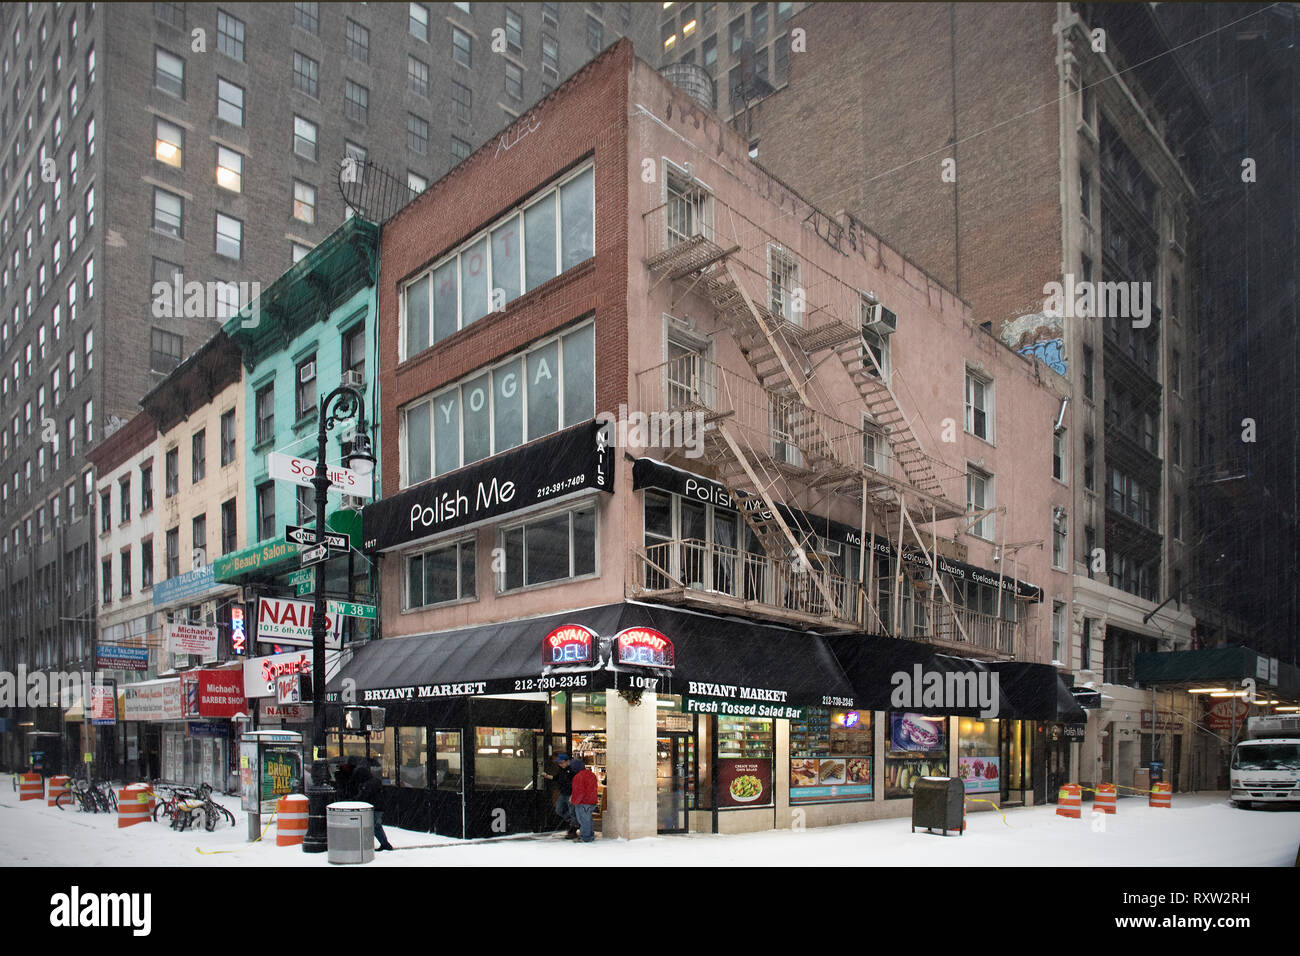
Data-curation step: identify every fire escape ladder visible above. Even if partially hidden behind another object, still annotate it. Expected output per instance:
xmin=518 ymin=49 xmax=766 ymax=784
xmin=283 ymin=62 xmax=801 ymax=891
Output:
xmin=830 ymin=335 xmax=945 ymax=497
xmin=709 ymin=422 xmax=842 ymax=618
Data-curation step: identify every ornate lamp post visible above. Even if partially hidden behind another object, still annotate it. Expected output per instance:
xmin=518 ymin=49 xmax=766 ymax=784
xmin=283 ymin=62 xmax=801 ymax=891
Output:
xmin=302 ymin=384 xmax=374 ymax=854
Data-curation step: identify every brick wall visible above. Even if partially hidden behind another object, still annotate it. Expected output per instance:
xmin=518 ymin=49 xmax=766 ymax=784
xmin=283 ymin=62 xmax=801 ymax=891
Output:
xmin=378 ymin=40 xmax=633 ymax=498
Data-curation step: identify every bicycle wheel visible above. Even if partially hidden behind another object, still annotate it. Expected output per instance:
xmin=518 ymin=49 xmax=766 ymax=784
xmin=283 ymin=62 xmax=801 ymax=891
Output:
xmin=153 ymin=801 xmax=171 ymax=824
xmin=55 ymin=788 xmax=72 ymax=811
xmin=103 ymin=786 xmax=118 ymax=812
xmin=213 ymin=803 xmax=236 ymax=828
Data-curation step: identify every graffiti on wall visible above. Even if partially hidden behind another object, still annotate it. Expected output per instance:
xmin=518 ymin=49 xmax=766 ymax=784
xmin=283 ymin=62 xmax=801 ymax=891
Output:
xmin=1018 ymin=338 xmax=1067 ymax=376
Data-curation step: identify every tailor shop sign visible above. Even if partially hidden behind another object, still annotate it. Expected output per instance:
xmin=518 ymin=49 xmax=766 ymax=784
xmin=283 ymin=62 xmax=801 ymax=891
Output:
xmin=362 ymin=420 xmax=613 ymax=552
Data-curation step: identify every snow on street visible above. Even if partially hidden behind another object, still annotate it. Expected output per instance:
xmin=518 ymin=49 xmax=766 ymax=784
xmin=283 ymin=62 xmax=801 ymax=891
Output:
xmin=2 ymin=785 xmax=1295 ymax=867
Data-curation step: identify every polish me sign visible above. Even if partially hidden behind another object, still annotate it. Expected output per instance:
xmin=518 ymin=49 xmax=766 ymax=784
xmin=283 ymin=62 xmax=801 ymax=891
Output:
xmin=256 ymin=597 xmax=343 ymax=650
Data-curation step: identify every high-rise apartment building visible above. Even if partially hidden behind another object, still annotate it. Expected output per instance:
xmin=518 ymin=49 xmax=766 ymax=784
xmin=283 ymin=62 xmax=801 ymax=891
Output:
xmin=0 ymin=1 xmax=658 ymax=761
xmin=740 ymin=2 xmax=1237 ymax=790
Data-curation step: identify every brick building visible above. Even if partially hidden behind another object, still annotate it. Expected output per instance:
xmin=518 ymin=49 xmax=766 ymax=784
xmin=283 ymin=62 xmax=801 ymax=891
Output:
xmin=334 ymin=39 xmax=1076 ymax=841
xmin=0 ymin=1 xmax=658 ymax=770
xmin=743 ymin=1 xmax=1232 ymax=792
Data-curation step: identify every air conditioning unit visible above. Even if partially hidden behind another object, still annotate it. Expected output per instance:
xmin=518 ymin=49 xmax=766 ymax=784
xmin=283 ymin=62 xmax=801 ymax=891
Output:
xmin=863 ymin=302 xmax=898 ymax=334
xmin=299 ymin=361 xmax=316 ymax=384
xmin=341 ymin=369 xmax=364 ymax=389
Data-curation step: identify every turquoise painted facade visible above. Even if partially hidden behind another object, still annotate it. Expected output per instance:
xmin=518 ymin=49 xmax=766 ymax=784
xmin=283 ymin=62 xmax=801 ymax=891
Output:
xmin=222 ymin=218 xmax=380 ymax=603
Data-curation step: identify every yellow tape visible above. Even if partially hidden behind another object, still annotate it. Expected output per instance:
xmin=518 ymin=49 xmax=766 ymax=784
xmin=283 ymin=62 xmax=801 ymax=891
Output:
xmin=194 ymin=812 xmax=275 ymax=854
xmin=964 ymin=797 xmax=1010 ymax=827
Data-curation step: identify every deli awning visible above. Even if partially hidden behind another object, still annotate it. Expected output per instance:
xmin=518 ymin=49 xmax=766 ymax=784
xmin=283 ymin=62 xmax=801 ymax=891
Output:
xmin=987 ymin=661 xmax=1087 ymax=722
xmin=327 ymin=602 xmax=857 ymax=710
xmin=826 ymin=635 xmax=1014 ymax=717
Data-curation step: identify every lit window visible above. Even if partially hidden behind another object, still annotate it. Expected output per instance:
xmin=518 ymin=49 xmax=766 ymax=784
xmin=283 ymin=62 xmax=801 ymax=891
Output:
xmin=216 ymin=146 xmax=242 ymax=191
xmin=154 ymin=117 xmax=183 ymax=167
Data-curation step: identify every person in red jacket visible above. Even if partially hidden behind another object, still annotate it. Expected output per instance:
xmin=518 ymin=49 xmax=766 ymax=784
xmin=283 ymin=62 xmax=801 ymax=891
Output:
xmin=568 ymin=756 xmax=598 ymax=843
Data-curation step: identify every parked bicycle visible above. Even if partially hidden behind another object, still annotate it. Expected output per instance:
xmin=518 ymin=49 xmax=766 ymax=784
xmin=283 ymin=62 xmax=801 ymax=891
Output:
xmin=55 ymin=777 xmax=117 ymax=813
xmin=153 ymin=782 xmax=235 ymax=831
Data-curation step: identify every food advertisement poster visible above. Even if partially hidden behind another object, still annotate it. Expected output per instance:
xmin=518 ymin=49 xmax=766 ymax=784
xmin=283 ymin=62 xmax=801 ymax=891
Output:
xmin=790 ymin=756 xmax=873 ymax=804
xmin=958 ymin=756 xmax=999 ymax=793
xmin=885 ymin=757 xmax=949 ymax=798
xmin=718 ymin=758 xmax=772 ymax=808
xmin=889 ymin=712 xmax=948 ymax=755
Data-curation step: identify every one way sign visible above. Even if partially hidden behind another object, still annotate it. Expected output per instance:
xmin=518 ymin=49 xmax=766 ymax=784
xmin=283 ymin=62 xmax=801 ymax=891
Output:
xmin=285 ymin=524 xmax=350 ymax=552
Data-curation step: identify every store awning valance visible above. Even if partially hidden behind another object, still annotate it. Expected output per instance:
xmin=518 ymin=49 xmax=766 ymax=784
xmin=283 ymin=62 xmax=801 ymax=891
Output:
xmin=987 ymin=661 xmax=1087 ymax=722
xmin=826 ymin=636 xmax=1018 ymax=717
xmin=327 ymin=602 xmax=856 ymax=709
xmin=1134 ymin=646 xmax=1298 ymax=698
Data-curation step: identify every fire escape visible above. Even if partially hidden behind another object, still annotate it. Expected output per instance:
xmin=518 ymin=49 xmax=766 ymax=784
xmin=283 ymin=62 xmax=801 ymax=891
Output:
xmin=636 ymin=182 xmax=986 ymax=647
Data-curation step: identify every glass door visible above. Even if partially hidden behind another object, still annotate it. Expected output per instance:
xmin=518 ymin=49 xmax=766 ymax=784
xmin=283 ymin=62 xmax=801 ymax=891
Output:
xmin=656 ymin=732 xmax=695 ymax=833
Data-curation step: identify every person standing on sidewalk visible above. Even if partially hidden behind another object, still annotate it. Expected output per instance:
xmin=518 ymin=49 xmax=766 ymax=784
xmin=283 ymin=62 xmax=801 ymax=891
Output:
xmin=569 ymin=756 xmax=599 ymax=843
xmin=540 ymin=753 xmax=578 ymax=838
xmin=354 ymin=764 xmax=394 ymax=852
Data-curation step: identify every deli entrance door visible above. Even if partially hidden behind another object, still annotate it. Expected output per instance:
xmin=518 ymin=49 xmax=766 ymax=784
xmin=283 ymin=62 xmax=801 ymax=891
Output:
xmin=656 ymin=733 xmax=695 ymax=833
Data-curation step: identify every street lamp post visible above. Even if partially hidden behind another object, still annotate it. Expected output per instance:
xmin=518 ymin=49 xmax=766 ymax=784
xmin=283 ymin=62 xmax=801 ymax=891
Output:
xmin=302 ymin=384 xmax=373 ymax=854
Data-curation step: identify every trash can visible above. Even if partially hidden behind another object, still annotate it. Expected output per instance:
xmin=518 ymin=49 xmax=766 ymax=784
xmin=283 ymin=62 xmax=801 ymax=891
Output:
xmin=326 ymin=801 xmax=375 ymax=865
xmin=911 ymin=776 xmax=965 ymax=836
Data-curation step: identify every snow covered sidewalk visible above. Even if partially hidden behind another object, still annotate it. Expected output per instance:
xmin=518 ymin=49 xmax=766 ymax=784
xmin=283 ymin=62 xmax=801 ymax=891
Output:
xmin=1 ymin=786 xmax=1295 ymax=866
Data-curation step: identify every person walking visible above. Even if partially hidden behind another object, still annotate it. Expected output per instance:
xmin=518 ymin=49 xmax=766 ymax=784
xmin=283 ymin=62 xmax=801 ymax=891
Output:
xmin=569 ymin=756 xmax=599 ymax=844
xmin=354 ymin=764 xmax=394 ymax=852
xmin=540 ymin=753 xmax=578 ymax=838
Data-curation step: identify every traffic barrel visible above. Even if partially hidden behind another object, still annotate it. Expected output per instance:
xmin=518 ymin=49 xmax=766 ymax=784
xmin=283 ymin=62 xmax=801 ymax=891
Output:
xmin=1055 ymin=783 xmax=1082 ymax=818
xmin=276 ymin=794 xmax=309 ymax=846
xmin=1093 ymin=783 xmax=1117 ymax=814
xmin=117 ymin=784 xmax=152 ymax=828
xmin=46 ymin=775 xmax=70 ymax=807
xmin=1149 ymin=781 xmax=1172 ymax=809
xmin=19 ymin=773 xmax=43 ymax=802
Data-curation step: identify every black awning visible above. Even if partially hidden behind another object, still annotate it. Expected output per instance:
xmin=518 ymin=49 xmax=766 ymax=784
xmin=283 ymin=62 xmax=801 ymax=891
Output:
xmin=327 ymin=602 xmax=857 ymax=709
xmin=613 ymin=603 xmax=857 ymax=707
xmin=988 ymin=661 xmax=1087 ymax=722
xmin=826 ymin=635 xmax=1013 ymax=717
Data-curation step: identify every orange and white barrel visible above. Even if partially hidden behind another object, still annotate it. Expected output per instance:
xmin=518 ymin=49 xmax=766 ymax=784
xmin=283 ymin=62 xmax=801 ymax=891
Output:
xmin=117 ymin=785 xmax=152 ymax=828
xmin=46 ymin=775 xmax=70 ymax=807
xmin=1149 ymin=781 xmax=1172 ymax=809
xmin=276 ymin=794 xmax=309 ymax=847
xmin=19 ymin=773 xmax=43 ymax=802
xmin=1093 ymin=783 xmax=1117 ymax=814
xmin=1055 ymin=783 xmax=1082 ymax=819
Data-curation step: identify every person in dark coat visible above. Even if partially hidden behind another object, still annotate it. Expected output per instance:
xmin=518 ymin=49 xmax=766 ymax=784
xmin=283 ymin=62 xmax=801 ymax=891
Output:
xmin=354 ymin=764 xmax=393 ymax=851
xmin=540 ymin=753 xmax=578 ymax=838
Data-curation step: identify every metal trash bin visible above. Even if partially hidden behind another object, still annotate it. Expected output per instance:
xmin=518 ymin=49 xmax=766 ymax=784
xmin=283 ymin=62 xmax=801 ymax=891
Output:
xmin=911 ymin=776 xmax=965 ymax=836
xmin=326 ymin=801 xmax=375 ymax=864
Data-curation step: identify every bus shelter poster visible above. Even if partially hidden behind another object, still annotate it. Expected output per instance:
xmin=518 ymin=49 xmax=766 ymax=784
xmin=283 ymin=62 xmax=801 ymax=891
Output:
xmin=260 ymin=749 xmax=303 ymax=813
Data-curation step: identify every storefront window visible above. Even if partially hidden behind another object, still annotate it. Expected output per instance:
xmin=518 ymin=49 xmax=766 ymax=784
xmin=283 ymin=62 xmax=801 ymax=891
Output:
xmin=474 ymin=726 xmax=535 ymax=790
xmin=790 ymin=708 xmax=873 ymax=804
xmin=885 ymin=712 xmax=948 ymax=798
xmin=570 ymin=692 xmax=605 ymax=731
xmin=435 ymin=730 xmax=462 ymax=791
xmin=376 ymin=727 xmax=396 ymax=786
xmin=957 ymin=717 xmax=999 ymax=795
xmin=398 ymin=727 xmax=428 ymax=788
xmin=717 ymin=715 xmax=773 ymax=808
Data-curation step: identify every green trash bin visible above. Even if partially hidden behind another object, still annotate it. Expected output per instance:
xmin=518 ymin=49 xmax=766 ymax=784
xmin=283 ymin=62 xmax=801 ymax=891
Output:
xmin=911 ymin=776 xmax=964 ymax=836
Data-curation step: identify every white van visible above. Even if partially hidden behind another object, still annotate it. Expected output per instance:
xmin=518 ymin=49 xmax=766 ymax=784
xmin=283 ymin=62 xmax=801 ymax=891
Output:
xmin=1230 ymin=715 xmax=1300 ymax=808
